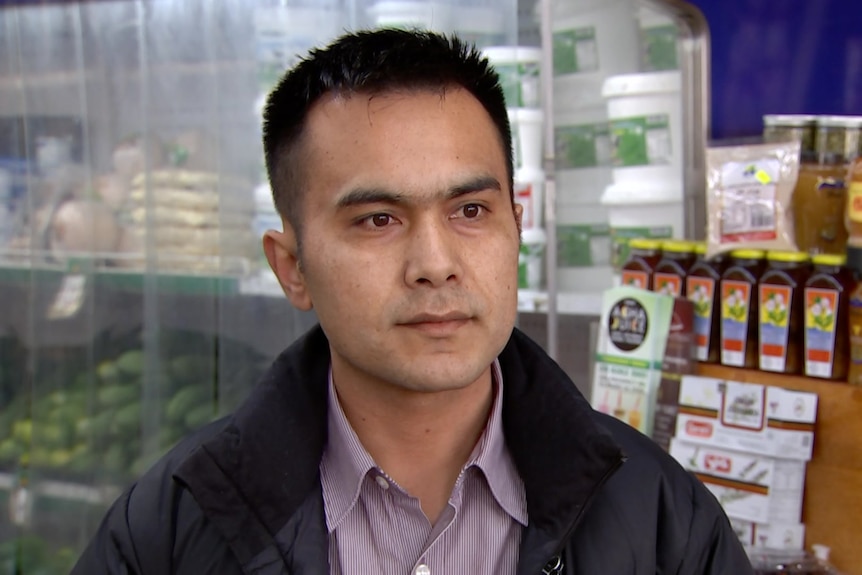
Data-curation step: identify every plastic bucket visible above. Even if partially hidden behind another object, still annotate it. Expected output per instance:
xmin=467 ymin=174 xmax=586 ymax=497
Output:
xmin=515 ymin=166 xmax=545 ymax=230
xmin=551 ymin=0 xmax=639 ymax=111
xmin=483 ymin=46 xmax=542 ymax=108
xmin=367 ymin=1 xmax=451 ymax=32
xmin=554 ymin=104 xmax=613 ymax=205
xmin=601 ymin=182 xmax=684 ymax=270
xmin=453 ymin=7 xmax=507 ymax=49
xmin=602 ymin=70 xmax=683 ymax=187
xmin=519 ymin=227 xmax=547 ymax=290
xmin=638 ymin=5 xmax=679 ymax=71
xmin=556 ymin=202 xmax=614 ymax=292
xmin=508 ymin=108 xmax=544 ymax=171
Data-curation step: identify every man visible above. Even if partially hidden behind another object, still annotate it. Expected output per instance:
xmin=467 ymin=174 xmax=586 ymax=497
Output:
xmin=73 ymin=29 xmax=752 ymax=574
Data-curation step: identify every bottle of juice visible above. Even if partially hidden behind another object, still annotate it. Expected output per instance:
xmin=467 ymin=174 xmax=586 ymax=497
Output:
xmin=720 ymin=249 xmax=767 ymax=368
xmin=758 ymin=251 xmax=811 ymax=374
xmin=621 ymin=238 xmax=662 ymax=290
xmin=653 ymin=240 xmax=696 ymax=297
xmin=804 ymin=253 xmax=852 ymax=380
xmin=686 ymin=242 xmax=727 ymax=363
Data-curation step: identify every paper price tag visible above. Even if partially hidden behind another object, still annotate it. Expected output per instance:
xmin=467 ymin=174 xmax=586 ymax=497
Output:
xmin=47 ymin=274 xmax=86 ymax=319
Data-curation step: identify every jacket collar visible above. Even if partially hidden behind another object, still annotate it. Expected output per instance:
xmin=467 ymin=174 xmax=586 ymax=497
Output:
xmin=176 ymin=325 xmax=624 ymax=572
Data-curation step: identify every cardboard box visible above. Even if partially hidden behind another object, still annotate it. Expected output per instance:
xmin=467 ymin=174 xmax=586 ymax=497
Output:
xmin=591 ymin=287 xmax=674 ymax=435
xmin=730 ymin=518 xmax=806 ymax=550
xmin=675 ymin=376 xmax=817 ymax=460
xmin=670 ymin=439 xmax=806 ymax=524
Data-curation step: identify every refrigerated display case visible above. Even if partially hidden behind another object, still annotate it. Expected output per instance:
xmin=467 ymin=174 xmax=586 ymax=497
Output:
xmin=0 ymin=0 xmax=520 ymax=571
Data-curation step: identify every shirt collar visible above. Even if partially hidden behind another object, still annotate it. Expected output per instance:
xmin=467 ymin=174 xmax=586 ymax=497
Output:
xmin=319 ymin=360 xmax=528 ymax=531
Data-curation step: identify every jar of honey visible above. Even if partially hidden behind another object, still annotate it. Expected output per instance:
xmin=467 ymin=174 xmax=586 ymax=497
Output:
xmin=804 ymin=253 xmax=852 ymax=380
xmin=793 ymin=163 xmax=848 ymax=254
xmin=846 ymin=158 xmax=862 ymax=249
xmin=687 ymin=242 xmax=727 ymax=363
xmin=653 ymin=240 xmax=696 ymax=297
xmin=758 ymin=251 xmax=811 ymax=374
xmin=763 ymin=114 xmax=818 ymax=162
xmin=621 ymin=238 xmax=662 ymax=290
xmin=720 ymin=249 xmax=767 ymax=368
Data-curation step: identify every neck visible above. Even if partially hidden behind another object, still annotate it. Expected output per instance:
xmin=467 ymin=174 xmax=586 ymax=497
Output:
xmin=332 ymin=365 xmax=495 ymax=523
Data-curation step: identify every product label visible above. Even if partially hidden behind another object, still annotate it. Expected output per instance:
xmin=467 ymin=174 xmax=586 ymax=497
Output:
xmin=552 ymin=26 xmax=598 ymax=76
xmin=719 ymin=159 xmax=780 ymax=242
xmin=641 ymin=24 xmax=678 ymax=71
xmin=610 ymin=226 xmax=673 ymax=270
xmin=804 ymin=288 xmax=838 ymax=378
xmin=654 ymin=272 xmax=683 ymax=297
xmin=609 ymin=115 xmax=672 ymax=167
xmin=494 ymin=61 xmax=540 ymax=108
xmin=621 ymin=270 xmax=650 ymax=290
xmin=721 ymin=280 xmax=751 ymax=366
xmin=849 ymin=182 xmax=862 ymax=223
xmin=515 ymin=182 xmax=536 ymax=229
xmin=554 ymin=122 xmax=611 ymax=170
xmin=687 ymin=277 xmax=716 ymax=361
xmin=759 ymin=285 xmax=792 ymax=372
xmin=557 ymin=223 xmax=611 ymax=268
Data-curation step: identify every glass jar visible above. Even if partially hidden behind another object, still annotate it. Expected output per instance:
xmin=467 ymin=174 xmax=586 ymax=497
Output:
xmin=621 ymin=238 xmax=662 ymax=290
xmin=653 ymin=240 xmax=696 ymax=296
xmin=758 ymin=251 xmax=811 ymax=374
xmin=846 ymin=158 xmax=862 ymax=249
xmin=793 ymin=163 xmax=848 ymax=254
xmin=763 ymin=114 xmax=818 ymax=162
xmin=804 ymin=253 xmax=852 ymax=380
xmin=686 ymin=242 xmax=726 ymax=363
xmin=816 ymin=115 xmax=862 ymax=165
xmin=720 ymin=249 xmax=766 ymax=368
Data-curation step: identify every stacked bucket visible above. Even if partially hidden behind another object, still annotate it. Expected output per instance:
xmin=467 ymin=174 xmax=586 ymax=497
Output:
xmin=552 ymin=0 xmax=685 ymax=291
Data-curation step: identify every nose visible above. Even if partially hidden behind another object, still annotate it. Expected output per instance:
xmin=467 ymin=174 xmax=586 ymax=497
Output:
xmin=404 ymin=215 xmax=462 ymax=287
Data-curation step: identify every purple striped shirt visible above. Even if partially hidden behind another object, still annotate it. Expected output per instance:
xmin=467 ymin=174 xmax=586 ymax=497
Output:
xmin=320 ymin=360 xmax=527 ymax=575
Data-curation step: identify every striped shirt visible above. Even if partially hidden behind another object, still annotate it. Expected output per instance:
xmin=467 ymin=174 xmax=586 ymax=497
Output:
xmin=320 ymin=361 xmax=527 ymax=575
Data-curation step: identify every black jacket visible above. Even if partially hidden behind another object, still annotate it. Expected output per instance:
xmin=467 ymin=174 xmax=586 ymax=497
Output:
xmin=72 ymin=326 xmax=753 ymax=574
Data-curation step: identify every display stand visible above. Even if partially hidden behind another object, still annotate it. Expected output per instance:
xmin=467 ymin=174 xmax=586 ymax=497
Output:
xmin=697 ymin=364 xmax=862 ymax=574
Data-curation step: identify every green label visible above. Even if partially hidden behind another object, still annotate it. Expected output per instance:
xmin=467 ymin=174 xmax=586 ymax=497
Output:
xmin=609 ymin=114 xmax=672 ymax=167
xmin=557 ymin=223 xmax=611 ymax=267
xmin=642 ymin=25 xmax=678 ymax=71
xmin=555 ymin=122 xmax=610 ymax=169
xmin=493 ymin=62 xmax=540 ymax=108
xmin=610 ymin=226 xmax=673 ymax=270
xmin=553 ymin=27 xmax=598 ymax=76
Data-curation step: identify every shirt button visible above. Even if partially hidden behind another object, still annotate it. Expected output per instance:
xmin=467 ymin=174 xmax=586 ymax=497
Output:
xmin=415 ymin=564 xmax=431 ymax=575
xmin=375 ymin=475 xmax=390 ymax=490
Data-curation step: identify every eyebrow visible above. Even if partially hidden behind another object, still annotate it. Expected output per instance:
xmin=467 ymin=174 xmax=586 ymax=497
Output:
xmin=335 ymin=175 xmax=502 ymax=209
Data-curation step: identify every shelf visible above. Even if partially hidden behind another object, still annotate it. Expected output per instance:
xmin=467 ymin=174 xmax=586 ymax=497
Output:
xmin=696 ymin=365 xmax=862 ymax=575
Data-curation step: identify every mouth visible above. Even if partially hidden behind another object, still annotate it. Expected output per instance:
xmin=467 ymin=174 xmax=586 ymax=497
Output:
xmin=399 ymin=311 xmax=473 ymax=336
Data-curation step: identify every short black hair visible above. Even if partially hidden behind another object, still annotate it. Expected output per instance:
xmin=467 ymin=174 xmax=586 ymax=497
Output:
xmin=262 ymin=28 xmax=512 ymax=239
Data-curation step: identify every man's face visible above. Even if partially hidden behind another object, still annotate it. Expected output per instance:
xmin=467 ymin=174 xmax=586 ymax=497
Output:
xmin=266 ymin=87 xmax=521 ymax=394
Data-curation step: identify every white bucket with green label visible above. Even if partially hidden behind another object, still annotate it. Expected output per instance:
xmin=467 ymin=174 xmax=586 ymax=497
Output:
xmin=554 ymin=104 xmax=613 ymax=205
xmin=602 ymin=182 xmax=684 ymax=274
xmin=367 ymin=1 xmax=452 ymax=31
xmin=551 ymin=0 xmax=639 ymax=111
xmin=556 ymin=202 xmax=614 ymax=293
xmin=602 ymin=70 xmax=683 ymax=187
xmin=483 ymin=46 xmax=542 ymax=108
xmin=637 ymin=5 xmax=679 ymax=72
xmin=508 ymin=108 xmax=544 ymax=171
xmin=519 ymin=228 xmax=547 ymax=290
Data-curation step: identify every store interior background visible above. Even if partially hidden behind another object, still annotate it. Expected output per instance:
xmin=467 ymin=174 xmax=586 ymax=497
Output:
xmin=0 ymin=0 xmax=861 ymax=571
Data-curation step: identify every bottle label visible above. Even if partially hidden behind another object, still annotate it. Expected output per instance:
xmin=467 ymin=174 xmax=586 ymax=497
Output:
xmin=759 ymin=284 xmax=792 ymax=372
xmin=654 ymin=272 xmax=683 ymax=297
xmin=687 ymin=276 xmax=715 ymax=361
xmin=721 ymin=280 xmax=751 ymax=366
xmin=848 ymin=181 xmax=862 ymax=223
xmin=804 ymin=288 xmax=838 ymax=378
xmin=621 ymin=270 xmax=649 ymax=290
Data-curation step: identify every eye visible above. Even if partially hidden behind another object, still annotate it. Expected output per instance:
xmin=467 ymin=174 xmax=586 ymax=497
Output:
xmin=370 ymin=214 xmax=392 ymax=227
xmin=459 ymin=204 xmax=484 ymax=219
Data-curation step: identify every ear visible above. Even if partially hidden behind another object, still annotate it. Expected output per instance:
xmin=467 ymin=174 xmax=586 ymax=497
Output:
xmin=263 ymin=224 xmax=313 ymax=311
xmin=513 ymin=202 xmax=524 ymax=235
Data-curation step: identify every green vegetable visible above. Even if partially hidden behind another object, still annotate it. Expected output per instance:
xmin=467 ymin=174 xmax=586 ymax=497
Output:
xmin=184 ymin=404 xmax=214 ymax=431
xmin=115 ymin=350 xmax=145 ymax=376
xmin=97 ymin=385 xmax=139 ymax=409
xmin=166 ymin=384 xmax=210 ymax=424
